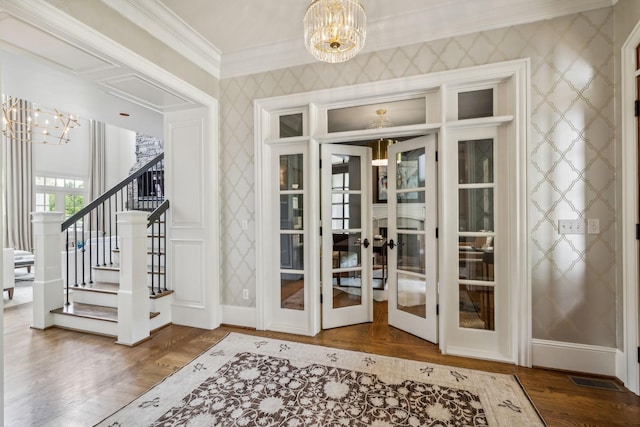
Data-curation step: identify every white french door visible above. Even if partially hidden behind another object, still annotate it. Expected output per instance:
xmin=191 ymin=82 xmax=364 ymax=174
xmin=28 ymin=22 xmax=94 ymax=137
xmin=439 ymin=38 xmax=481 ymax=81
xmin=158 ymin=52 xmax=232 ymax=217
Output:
xmin=387 ymin=135 xmax=438 ymax=342
xmin=321 ymin=144 xmax=373 ymax=329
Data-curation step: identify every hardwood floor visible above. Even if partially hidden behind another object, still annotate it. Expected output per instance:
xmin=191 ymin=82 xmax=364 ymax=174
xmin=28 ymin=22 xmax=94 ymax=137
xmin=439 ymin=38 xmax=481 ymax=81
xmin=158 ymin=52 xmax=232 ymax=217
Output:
xmin=3 ymin=301 xmax=640 ymax=426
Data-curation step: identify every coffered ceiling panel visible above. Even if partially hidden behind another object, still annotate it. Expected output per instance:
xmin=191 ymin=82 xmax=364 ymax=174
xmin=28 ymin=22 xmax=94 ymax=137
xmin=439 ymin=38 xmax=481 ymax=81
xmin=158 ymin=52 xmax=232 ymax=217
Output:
xmin=100 ymin=74 xmax=194 ymax=111
xmin=0 ymin=12 xmax=116 ymax=74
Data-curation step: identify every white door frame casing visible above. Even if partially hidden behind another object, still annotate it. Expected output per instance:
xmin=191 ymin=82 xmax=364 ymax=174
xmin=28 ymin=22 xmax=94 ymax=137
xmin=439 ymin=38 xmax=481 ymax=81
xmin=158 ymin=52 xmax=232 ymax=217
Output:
xmin=620 ymin=20 xmax=640 ymax=395
xmin=254 ymin=59 xmax=531 ymax=365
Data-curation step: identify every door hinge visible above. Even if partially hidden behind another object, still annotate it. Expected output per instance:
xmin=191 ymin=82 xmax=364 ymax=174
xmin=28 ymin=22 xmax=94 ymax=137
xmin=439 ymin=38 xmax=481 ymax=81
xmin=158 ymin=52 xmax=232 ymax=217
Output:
xmin=635 ymin=100 xmax=640 ymax=117
xmin=435 ymin=151 xmax=438 ymax=162
xmin=319 ymin=159 xmax=322 ymax=168
xmin=435 ymin=227 xmax=439 ymax=239
xmin=636 ymin=224 xmax=640 ymax=240
xmin=637 ymin=346 xmax=640 ymax=363
xmin=436 ymin=304 xmax=439 ymax=316
xmin=320 ymin=226 xmax=322 ymax=236
xmin=320 ymin=293 xmax=323 ymax=304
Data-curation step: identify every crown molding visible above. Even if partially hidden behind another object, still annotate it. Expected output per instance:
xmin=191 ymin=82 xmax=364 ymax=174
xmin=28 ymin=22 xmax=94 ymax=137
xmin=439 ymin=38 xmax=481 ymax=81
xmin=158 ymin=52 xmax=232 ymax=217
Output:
xmin=100 ymin=0 xmax=221 ymax=79
xmin=222 ymin=0 xmax=616 ymax=78
xmin=10 ymin=0 xmax=616 ymax=80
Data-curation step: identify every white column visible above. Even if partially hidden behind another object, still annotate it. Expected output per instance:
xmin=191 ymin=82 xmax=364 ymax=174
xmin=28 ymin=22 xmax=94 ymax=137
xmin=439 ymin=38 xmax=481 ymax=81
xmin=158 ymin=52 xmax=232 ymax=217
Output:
xmin=116 ymin=210 xmax=149 ymax=346
xmin=31 ymin=212 xmax=64 ymax=329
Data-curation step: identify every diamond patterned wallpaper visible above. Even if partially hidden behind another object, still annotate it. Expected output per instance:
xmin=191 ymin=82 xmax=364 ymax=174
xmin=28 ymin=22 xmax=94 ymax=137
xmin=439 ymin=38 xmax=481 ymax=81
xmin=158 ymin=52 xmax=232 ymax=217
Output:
xmin=220 ymin=8 xmax=617 ymax=347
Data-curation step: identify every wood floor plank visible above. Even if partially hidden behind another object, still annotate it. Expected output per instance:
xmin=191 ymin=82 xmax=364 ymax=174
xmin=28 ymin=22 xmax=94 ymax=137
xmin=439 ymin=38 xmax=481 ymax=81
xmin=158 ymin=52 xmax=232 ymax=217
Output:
xmin=3 ymin=301 xmax=639 ymax=426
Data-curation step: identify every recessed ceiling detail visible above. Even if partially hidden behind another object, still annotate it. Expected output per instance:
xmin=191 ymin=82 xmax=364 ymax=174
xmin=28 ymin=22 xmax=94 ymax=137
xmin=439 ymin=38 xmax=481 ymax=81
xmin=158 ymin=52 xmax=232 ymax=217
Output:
xmin=0 ymin=13 xmax=116 ymax=75
xmin=100 ymin=74 xmax=194 ymax=111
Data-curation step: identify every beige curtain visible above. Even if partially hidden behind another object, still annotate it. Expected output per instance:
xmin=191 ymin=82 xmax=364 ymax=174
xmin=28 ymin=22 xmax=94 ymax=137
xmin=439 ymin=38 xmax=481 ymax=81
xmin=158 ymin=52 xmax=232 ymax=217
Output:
xmin=3 ymin=98 xmax=34 ymax=251
xmin=89 ymin=120 xmax=106 ymax=200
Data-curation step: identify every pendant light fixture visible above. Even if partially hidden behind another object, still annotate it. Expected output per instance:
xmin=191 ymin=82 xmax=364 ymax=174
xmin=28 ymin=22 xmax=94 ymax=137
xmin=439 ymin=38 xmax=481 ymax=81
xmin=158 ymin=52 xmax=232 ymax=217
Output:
xmin=368 ymin=109 xmax=396 ymax=166
xmin=303 ymin=0 xmax=367 ymax=63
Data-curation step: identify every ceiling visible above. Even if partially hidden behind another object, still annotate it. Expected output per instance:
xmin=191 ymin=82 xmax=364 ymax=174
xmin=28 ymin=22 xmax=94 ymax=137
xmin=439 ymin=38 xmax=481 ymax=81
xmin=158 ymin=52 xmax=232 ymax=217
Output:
xmin=0 ymin=0 xmax=617 ymax=134
xmin=109 ymin=0 xmax=617 ymax=78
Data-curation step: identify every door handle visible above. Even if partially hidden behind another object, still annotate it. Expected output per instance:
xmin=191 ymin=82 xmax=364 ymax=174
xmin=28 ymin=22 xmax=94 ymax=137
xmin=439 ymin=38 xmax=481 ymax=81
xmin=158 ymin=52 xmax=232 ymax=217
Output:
xmin=388 ymin=239 xmax=395 ymax=249
xmin=361 ymin=238 xmax=370 ymax=248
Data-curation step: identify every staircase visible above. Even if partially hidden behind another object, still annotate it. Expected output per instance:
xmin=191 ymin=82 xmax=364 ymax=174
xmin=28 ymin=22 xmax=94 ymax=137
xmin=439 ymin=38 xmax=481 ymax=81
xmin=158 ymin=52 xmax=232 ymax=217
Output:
xmin=31 ymin=154 xmax=172 ymax=345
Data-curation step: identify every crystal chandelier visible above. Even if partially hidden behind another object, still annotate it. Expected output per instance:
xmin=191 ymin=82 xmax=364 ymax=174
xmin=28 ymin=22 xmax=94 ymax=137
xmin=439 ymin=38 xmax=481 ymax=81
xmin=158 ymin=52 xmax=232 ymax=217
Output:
xmin=1 ymin=95 xmax=80 ymax=144
xmin=304 ymin=0 xmax=366 ymax=63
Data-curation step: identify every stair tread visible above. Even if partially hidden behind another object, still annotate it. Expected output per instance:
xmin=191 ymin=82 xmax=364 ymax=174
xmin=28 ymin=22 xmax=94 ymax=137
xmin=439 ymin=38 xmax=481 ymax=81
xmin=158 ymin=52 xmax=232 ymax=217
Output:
xmin=111 ymin=249 xmax=165 ymax=255
xmin=51 ymin=303 xmax=118 ymax=322
xmin=71 ymin=282 xmax=174 ymax=298
xmin=51 ymin=303 xmax=161 ymax=321
xmin=93 ymin=264 xmax=165 ymax=274
xmin=71 ymin=281 xmax=119 ymax=293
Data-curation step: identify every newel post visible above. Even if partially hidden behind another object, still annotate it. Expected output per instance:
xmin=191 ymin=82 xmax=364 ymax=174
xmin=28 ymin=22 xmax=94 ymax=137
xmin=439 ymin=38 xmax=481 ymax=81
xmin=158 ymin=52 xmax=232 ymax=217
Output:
xmin=116 ymin=211 xmax=149 ymax=346
xmin=31 ymin=212 xmax=64 ymax=329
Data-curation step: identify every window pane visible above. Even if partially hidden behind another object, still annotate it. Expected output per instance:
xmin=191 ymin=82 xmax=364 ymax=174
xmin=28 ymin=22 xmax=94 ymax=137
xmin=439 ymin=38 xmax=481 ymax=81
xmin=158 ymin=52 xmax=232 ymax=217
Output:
xmin=458 ymin=89 xmax=493 ymax=120
xmin=458 ymin=188 xmax=494 ymax=232
xmin=458 ymin=241 xmax=494 ymax=281
xmin=397 ymin=233 xmax=425 ymax=274
xmin=35 ymin=176 xmax=45 ymax=185
xmin=279 ymin=154 xmax=303 ymax=191
xmin=397 ymin=150 xmax=425 ymax=189
xmin=279 ymin=113 xmax=303 ymax=138
xmin=280 ymin=195 xmax=303 ymax=230
xmin=281 ymin=273 xmax=304 ymax=311
xmin=75 ymin=180 xmax=84 ymax=188
xmin=458 ymin=139 xmax=493 ymax=184
xmin=397 ymin=272 xmax=426 ymax=318
xmin=459 ymin=284 xmax=494 ymax=330
xmin=45 ymin=177 xmax=56 ymax=186
xmin=280 ymin=234 xmax=304 ymax=270
xmin=328 ymin=98 xmax=426 ymax=133
xmin=56 ymin=178 xmax=65 ymax=187
xmin=331 ymin=155 xmax=361 ymax=191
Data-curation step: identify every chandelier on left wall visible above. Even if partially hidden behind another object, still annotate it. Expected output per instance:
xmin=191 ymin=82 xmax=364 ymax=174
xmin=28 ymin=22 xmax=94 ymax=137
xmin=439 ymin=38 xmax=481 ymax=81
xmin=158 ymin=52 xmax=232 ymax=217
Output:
xmin=1 ymin=95 xmax=80 ymax=144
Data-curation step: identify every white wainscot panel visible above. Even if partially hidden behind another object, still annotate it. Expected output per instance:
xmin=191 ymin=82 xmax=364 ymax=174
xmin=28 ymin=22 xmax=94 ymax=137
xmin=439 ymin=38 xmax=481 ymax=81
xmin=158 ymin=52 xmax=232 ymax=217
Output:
xmin=170 ymin=239 xmax=205 ymax=307
xmin=168 ymin=119 xmax=204 ymax=227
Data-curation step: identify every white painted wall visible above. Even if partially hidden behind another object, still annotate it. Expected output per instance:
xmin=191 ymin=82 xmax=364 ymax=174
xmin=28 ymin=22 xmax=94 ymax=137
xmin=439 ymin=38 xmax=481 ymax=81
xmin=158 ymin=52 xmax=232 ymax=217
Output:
xmin=105 ymin=124 xmax=136 ymax=188
xmin=33 ymin=118 xmax=91 ymax=179
xmin=32 ymin=120 xmax=136 ymax=190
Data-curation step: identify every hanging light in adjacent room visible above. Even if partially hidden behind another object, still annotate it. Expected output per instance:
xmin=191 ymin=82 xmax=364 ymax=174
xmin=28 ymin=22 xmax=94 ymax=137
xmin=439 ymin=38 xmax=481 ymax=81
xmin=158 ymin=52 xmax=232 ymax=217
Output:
xmin=304 ymin=0 xmax=367 ymax=63
xmin=368 ymin=109 xmax=396 ymax=166
xmin=1 ymin=95 xmax=80 ymax=144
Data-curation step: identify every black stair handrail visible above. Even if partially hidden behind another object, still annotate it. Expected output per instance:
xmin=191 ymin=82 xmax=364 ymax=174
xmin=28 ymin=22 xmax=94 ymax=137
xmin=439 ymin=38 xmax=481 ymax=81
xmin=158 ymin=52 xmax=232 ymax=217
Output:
xmin=62 ymin=153 xmax=164 ymax=232
xmin=147 ymin=199 xmax=170 ymax=228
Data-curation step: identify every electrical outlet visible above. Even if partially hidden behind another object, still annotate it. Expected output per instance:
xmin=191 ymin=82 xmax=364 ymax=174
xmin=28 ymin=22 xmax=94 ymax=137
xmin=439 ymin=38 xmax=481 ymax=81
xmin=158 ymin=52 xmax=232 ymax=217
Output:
xmin=558 ymin=219 xmax=585 ymax=234
xmin=587 ymin=218 xmax=600 ymax=234
xmin=242 ymin=289 xmax=249 ymax=300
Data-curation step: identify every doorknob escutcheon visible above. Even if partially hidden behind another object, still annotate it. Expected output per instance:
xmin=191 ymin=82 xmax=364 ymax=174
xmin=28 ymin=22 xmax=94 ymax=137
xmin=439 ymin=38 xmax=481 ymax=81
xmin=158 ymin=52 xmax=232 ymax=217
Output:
xmin=388 ymin=239 xmax=396 ymax=249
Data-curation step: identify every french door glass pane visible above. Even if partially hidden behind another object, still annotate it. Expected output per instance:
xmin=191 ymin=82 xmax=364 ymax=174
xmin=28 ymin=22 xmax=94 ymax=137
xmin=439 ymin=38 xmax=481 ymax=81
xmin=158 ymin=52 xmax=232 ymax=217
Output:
xmin=458 ymin=89 xmax=494 ymax=120
xmin=279 ymin=154 xmax=303 ymax=191
xmin=397 ymin=272 xmax=426 ymax=318
xmin=281 ymin=273 xmax=305 ymax=310
xmin=397 ymin=233 xmax=425 ymax=274
xmin=279 ymin=153 xmax=305 ymax=311
xmin=396 ymin=149 xmax=425 ymax=189
xmin=458 ymin=139 xmax=494 ymax=184
xmin=458 ymin=188 xmax=494 ymax=232
xmin=331 ymin=155 xmax=362 ymax=190
xmin=459 ymin=284 xmax=494 ymax=330
xmin=280 ymin=195 xmax=303 ymax=230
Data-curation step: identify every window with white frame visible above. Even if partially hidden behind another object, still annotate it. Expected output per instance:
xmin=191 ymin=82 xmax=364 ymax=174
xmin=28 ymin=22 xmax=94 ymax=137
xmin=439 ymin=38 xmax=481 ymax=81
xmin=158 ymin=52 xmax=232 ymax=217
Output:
xmin=35 ymin=175 xmax=86 ymax=219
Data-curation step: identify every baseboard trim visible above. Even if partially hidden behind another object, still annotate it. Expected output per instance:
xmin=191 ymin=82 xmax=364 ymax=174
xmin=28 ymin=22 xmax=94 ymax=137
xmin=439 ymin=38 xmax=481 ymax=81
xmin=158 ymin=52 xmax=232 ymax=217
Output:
xmin=221 ymin=305 xmax=256 ymax=329
xmin=532 ymin=339 xmax=617 ymax=377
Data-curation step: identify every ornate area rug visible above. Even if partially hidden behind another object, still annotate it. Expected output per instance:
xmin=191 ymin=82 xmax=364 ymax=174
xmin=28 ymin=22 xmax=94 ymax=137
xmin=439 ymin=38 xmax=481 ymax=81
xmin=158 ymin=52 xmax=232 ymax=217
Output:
xmin=97 ymin=333 xmax=545 ymax=426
